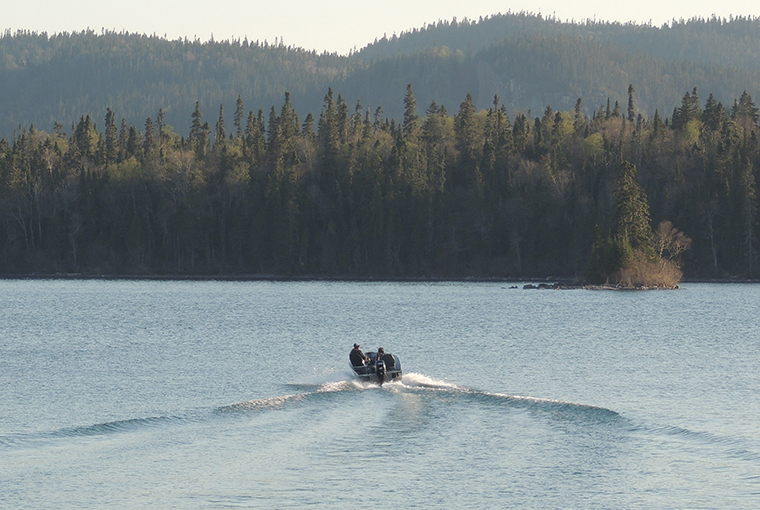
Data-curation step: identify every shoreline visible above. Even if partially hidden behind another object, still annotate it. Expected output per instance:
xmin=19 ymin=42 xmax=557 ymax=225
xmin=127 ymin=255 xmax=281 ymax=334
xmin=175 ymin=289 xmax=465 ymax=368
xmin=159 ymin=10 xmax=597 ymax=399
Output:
xmin=1 ymin=273 xmax=758 ymax=285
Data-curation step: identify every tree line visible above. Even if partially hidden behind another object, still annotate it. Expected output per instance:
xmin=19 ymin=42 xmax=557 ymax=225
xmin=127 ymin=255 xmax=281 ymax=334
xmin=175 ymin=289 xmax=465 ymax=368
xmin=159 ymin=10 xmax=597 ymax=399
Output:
xmin=0 ymin=84 xmax=757 ymax=279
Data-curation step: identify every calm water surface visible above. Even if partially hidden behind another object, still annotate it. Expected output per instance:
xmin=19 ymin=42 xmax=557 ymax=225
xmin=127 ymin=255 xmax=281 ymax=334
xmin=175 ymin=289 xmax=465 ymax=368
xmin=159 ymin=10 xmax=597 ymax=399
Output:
xmin=1 ymin=280 xmax=759 ymax=508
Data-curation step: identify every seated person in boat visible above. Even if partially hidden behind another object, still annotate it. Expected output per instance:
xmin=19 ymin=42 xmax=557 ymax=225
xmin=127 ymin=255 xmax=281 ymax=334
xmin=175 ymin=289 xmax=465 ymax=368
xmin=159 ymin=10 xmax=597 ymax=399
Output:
xmin=350 ymin=343 xmax=369 ymax=366
xmin=377 ymin=346 xmax=395 ymax=369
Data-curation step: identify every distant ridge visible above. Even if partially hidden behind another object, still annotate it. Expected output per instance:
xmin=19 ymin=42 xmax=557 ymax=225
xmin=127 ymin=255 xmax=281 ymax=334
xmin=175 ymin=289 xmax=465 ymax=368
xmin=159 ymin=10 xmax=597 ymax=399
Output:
xmin=2 ymin=13 xmax=760 ymax=137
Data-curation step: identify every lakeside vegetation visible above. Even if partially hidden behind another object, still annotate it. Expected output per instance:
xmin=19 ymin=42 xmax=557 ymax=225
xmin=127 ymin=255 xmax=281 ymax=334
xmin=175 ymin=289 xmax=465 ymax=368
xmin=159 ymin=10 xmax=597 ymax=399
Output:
xmin=0 ymin=84 xmax=755 ymax=284
xmin=2 ymin=13 xmax=760 ymax=284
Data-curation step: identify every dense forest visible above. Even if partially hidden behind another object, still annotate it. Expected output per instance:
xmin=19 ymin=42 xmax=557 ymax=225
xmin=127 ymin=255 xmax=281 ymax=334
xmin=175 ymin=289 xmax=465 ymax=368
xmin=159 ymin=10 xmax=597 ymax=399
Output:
xmin=2 ymin=14 xmax=760 ymax=138
xmin=0 ymin=84 xmax=757 ymax=279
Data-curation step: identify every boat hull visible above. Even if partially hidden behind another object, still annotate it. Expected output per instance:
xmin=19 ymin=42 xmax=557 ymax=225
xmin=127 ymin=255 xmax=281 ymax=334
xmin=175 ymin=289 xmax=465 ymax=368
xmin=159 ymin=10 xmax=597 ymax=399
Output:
xmin=351 ymin=352 xmax=402 ymax=384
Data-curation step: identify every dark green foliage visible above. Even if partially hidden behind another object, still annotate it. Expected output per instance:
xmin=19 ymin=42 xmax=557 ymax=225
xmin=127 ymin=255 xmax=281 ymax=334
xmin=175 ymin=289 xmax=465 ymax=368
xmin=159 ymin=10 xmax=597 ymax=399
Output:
xmin=613 ymin=161 xmax=654 ymax=255
xmin=672 ymin=87 xmax=701 ymax=130
xmin=0 ymin=82 xmax=759 ymax=279
xmin=402 ymin=84 xmax=419 ymax=138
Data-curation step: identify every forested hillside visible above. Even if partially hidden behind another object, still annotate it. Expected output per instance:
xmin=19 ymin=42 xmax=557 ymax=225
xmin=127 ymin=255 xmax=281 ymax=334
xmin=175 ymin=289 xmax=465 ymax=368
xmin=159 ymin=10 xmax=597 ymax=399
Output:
xmin=0 ymin=30 xmax=352 ymax=139
xmin=1 ymin=86 xmax=758 ymax=278
xmin=2 ymin=14 xmax=760 ymax=138
xmin=2 ymin=14 xmax=760 ymax=279
xmin=341 ymin=33 xmax=760 ymax=125
xmin=358 ymin=13 xmax=760 ymax=71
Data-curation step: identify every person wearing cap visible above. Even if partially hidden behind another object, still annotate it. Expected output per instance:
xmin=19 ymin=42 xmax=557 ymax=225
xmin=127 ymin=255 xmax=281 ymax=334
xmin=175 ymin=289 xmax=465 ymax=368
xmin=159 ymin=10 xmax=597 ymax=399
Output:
xmin=349 ymin=343 xmax=369 ymax=367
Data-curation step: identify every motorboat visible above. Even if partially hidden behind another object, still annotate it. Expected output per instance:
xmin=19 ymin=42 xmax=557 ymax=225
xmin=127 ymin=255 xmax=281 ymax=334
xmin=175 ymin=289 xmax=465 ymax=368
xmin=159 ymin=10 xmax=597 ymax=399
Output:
xmin=351 ymin=351 xmax=402 ymax=385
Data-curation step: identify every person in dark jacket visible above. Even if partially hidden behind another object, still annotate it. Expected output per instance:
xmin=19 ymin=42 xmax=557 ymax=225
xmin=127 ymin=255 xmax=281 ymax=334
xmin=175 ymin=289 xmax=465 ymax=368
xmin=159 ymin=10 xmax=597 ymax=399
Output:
xmin=349 ymin=343 xmax=369 ymax=367
xmin=377 ymin=346 xmax=395 ymax=369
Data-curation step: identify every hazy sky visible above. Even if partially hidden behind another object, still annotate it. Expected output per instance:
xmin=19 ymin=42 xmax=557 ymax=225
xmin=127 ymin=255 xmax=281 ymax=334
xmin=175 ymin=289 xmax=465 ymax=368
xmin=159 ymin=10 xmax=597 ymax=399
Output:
xmin=6 ymin=0 xmax=760 ymax=54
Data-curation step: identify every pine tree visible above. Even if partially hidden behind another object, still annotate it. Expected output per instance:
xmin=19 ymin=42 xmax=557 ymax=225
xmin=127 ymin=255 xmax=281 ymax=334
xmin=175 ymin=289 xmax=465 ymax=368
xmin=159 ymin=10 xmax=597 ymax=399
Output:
xmin=613 ymin=161 xmax=654 ymax=255
xmin=245 ymin=109 xmax=265 ymax=165
xmin=118 ymin=117 xmax=129 ymax=160
xmin=402 ymin=83 xmax=418 ymax=138
xmin=455 ymin=93 xmax=478 ymax=158
xmin=267 ymin=106 xmax=281 ymax=152
xmin=234 ymin=95 xmax=245 ymax=139
xmin=156 ymin=108 xmax=166 ymax=142
xmin=104 ymin=108 xmax=118 ymax=164
xmin=214 ymin=104 xmax=226 ymax=152
xmin=373 ymin=106 xmax=384 ymax=132
xmin=335 ymin=94 xmax=349 ymax=144
xmin=673 ymin=87 xmax=701 ymax=130
xmin=612 ymin=100 xmax=621 ymax=118
xmin=454 ymin=93 xmax=481 ymax=188
xmin=318 ymin=88 xmax=338 ymax=161
xmin=513 ymin=114 xmax=530 ymax=154
xmin=279 ymin=91 xmax=299 ymax=142
xmin=627 ymin=84 xmax=635 ymax=122
xmin=573 ymin=97 xmax=585 ymax=133
xmin=651 ymin=109 xmax=665 ymax=138
xmin=731 ymin=91 xmax=759 ymax=129
xmin=125 ymin=124 xmax=142 ymax=159
xmin=702 ymin=93 xmax=725 ymax=131
xmin=143 ymin=117 xmax=155 ymax=156
xmin=190 ymin=101 xmax=208 ymax=158
xmin=302 ymin=112 xmax=315 ymax=140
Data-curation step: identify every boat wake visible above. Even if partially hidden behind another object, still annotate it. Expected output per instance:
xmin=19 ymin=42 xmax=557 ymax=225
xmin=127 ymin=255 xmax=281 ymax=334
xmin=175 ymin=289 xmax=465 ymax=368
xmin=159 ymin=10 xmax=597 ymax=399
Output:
xmin=1 ymin=371 xmax=621 ymax=450
xmin=256 ymin=371 xmax=620 ymax=421
xmin=0 ymin=413 xmax=198 ymax=449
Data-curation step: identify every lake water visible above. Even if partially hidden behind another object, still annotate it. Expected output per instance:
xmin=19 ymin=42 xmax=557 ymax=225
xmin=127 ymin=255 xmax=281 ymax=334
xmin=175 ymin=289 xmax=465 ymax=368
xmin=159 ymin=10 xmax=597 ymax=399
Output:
xmin=1 ymin=279 xmax=759 ymax=508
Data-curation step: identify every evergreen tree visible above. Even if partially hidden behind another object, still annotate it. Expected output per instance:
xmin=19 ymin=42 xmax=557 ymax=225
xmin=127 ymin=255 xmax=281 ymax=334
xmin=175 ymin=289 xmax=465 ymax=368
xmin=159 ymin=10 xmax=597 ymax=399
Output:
xmin=613 ymin=161 xmax=654 ymax=255
xmin=104 ymin=108 xmax=118 ymax=164
xmin=335 ymin=94 xmax=349 ymax=144
xmin=612 ymin=100 xmax=621 ymax=118
xmin=267 ymin=106 xmax=281 ymax=152
xmin=731 ymin=91 xmax=759 ymax=128
xmin=673 ymin=87 xmax=701 ymax=130
xmin=125 ymin=124 xmax=142 ymax=159
xmin=454 ymin=93 xmax=481 ymax=188
xmin=279 ymin=92 xmax=300 ymax=142
xmin=234 ymin=95 xmax=245 ymax=139
xmin=214 ymin=104 xmax=227 ymax=151
xmin=156 ymin=108 xmax=166 ymax=142
xmin=118 ymin=117 xmax=129 ymax=160
xmin=302 ymin=112 xmax=315 ymax=140
xmin=143 ymin=117 xmax=155 ymax=156
xmin=318 ymin=88 xmax=338 ymax=162
xmin=651 ymin=109 xmax=665 ymax=138
xmin=245 ymin=109 xmax=266 ymax=164
xmin=702 ymin=94 xmax=725 ymax=131
xmin=573 ymin=97 xmax=585 ymax=133
xmin=190 ymin=101 xmax=208 ymax=158
xmin=402 ymin=83 xmax=419 ymax=138
xmin=513 ymin=113 xmax=530 ymax=153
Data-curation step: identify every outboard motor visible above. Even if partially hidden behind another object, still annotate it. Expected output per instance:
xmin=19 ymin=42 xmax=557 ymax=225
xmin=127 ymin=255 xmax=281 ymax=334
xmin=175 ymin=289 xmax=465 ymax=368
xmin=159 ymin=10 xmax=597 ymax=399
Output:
xmin=375 ymin=357 xmax=386 ymax=385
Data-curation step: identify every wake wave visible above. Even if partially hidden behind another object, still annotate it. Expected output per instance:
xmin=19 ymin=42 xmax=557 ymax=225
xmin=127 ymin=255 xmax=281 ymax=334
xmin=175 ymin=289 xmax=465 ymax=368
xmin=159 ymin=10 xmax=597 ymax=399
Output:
xmin=54 ymin=414 xmax=187 ymax=437
xmin=0 ymin=413 xmax=193 ymax=449
xmin=1 ymin=371 xmax=621 ymax=450
xmin=391 ymin=372 xmax=465 ymax=390
xmin=220 ymin=393 xmax=306 ymax=411
xmin=389 ymin=372 xmax=621 ymax=420
xmin=260 ymin=371 xmax=620 ymax=420
xmin=642 ymin=423 xmax=760 ymax=463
